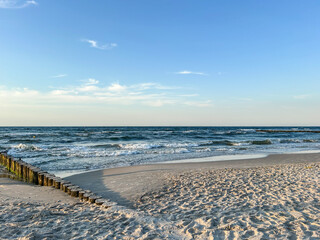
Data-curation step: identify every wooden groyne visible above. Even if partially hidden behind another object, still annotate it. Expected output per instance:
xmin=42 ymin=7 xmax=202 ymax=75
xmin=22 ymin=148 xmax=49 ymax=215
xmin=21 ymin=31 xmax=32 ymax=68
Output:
xmin=0 ymin=152 xmax=110 ymax=208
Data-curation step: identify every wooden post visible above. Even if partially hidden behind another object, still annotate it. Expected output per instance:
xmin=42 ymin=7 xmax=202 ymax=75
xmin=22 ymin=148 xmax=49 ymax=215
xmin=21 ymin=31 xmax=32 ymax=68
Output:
xmin=95 ymin=199 xmax=105 ymax=206
xmin=63 ymin=183 xmax=73 ymax=193
xmin=38 ymin=172 xmax=45 ymax=186
xmin=60 ymin=181 xmax=71 ymax=191
xmin=88 ymin=195 xmax=99 ymax=204
xmin=10 ymin=158 xmax=16 ymax=174
xmin=83 ymin=192 xmax=92 ymax=201
xmin=16 ymin=160 xmax=24 ymax=179
xmin=6 ymin=157 xmax=11 ymax=171
xmin=78 ymin=190 xmax=85 ymax=200
xmin=48 ymin=176 xmax=54 ymax=186
xmin=28 ymin=167 xmax=39 ymax=184
xmin=43 ymin=173 xmax=50 ymax=186
xmin=70 ymin=187 xmax=80 ymax=197
xmin=0 ymin=153 xmax=109 ymax=206
xmin=23 ymin=163 xmax=30 ymax=182
xmin=67 ymin=185 xmax=78 ymax=195
xmin=54 ymin=178 xmax=62 ymax=189
xmin=0 ymin=154 xmax=4 ymax=165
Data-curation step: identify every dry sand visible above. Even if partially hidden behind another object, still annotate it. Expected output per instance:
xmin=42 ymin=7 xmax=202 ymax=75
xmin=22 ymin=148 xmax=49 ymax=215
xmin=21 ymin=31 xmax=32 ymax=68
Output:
xmin=1 ymin=153 xmax=320 ymax=239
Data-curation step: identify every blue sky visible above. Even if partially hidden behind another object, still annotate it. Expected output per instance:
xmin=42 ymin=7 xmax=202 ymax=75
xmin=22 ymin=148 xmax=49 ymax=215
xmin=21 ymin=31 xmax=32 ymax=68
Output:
xmin=0 ymin=0 xmax=319 ymax=126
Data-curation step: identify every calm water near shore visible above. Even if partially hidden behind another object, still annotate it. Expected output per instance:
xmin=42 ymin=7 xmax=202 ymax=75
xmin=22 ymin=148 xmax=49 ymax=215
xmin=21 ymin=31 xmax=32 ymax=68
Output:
xmin=0 ymin=127 xmax=319 ymax=176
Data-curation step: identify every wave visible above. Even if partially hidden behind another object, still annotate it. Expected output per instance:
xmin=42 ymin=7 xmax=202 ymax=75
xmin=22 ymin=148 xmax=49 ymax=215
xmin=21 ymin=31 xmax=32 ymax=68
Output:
xmin=92 ymin=143 xmax=121 ymax=149
xmin=199 ymin=140 xmax=241 ymax=146
xmin=250 ymin=140 xmax=272 ymax=145
xmin=108 ymin=136 xmax=148 ymax=141
xmin=8 ymin=139 xmax=41 ymax=144
xmin=164 ymin=143 xmax=199 ymax=148
xmin=280 ymin=139 xmax=301 ymax=143
xmin=11 ymin=143 xmax=43 ymax=151
xmin=303 ymin=139 xmax=318 ymax=143
xmin=36 ymin=158 xmax=68 ymax=166
xmin=119 ymin=143 xmax=162 ymax=150
xmin=159 ymin=148 xmax=191 ymax=154
xmin=279 ymin=139 xmax=318 ymax=143
xmin=66 ymin=149 xmax=142 ymax=158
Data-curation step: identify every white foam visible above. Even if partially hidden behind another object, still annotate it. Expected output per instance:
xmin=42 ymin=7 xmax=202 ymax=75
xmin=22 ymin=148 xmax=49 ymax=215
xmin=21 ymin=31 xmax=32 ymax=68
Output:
xmin=163 ymin=143 xmax=199 ymax=148
xmin=12 ymin=143 xmax=42 ymax=151
xmin=161 ymin=154 xmax=268 ymax=164
xmin=119 ymin=143 xmax=161 ymax=150
xmin=284 ymin=150 xmax=320 ymax=154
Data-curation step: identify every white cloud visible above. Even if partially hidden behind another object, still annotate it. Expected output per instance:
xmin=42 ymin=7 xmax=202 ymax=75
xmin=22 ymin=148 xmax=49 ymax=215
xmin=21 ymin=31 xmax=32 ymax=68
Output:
xmin=77 ymin=85 xmax=99 ymax=92
xmin=294 ymin=94 xmax=310 ymax=100
xmin=184 ymin=100 xmax=213 ymax=107
xmin=0 ymin=87 xmax=39 ymax=97
xmin=133 ymin=83 xmax=178 ymax=91
xmin=51 ymin=74 xmax=67 ymax=78
xmin=175 ymin=70 xmax=207 ymax=76
xmin=0 ymin=80 xmax=212 ymax=108
xmin=108 ymin=83 xmax=127 ymax=92
xmin=85 ymin=78 xmax=99 ymax=85
xmin=0 ymin=0 xmax=37 ymax=8
xmin=50 ymin=90 xmax=75 ymax=96
xmin=75 ymin=78 xmax=100 ymax=92
xmin=82 ymin=39 xmax=117 ymax=50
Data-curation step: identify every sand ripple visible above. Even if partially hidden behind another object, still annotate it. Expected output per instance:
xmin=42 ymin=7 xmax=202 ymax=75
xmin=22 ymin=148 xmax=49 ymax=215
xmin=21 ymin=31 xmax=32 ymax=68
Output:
xmin=1 ymin=163 xmax=319 ymax=239
xmin=136 ymin=163 xmax=320 ymax=239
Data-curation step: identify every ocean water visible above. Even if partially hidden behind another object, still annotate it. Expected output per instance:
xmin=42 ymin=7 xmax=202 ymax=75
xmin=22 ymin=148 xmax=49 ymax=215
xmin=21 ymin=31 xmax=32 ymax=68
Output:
xmin=0 ymin=127 xmax=320 ymax=177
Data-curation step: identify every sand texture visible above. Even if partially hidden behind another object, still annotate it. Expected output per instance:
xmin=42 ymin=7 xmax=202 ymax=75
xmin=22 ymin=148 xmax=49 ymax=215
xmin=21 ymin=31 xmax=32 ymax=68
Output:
xmin=0 ymin=177 xmax=183 ymax=239
xmin=136 ymin=163 xmax=320 ymax=239
xmin=1 ymin=154 xmax=320 ymax=239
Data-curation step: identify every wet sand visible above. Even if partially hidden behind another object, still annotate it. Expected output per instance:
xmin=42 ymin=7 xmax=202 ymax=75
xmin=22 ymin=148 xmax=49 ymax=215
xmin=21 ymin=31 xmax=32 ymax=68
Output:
xmin=66 ymin=153 xmax=320 ymax=207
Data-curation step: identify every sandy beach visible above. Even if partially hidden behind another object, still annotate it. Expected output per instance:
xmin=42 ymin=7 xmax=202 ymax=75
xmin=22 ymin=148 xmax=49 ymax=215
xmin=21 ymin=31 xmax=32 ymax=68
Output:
xmin=1 ymin=153 xmax=320 ymax=239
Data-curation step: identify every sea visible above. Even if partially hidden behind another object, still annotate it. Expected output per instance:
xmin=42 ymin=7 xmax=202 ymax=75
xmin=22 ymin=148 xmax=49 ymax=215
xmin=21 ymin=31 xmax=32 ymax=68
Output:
xmin=1 ymin=127 xmax=320 ymax=177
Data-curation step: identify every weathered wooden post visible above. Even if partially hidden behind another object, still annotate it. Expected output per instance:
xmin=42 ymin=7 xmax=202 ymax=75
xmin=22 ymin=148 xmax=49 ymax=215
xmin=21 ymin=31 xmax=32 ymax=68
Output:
xmin=0 ymin=153 xmax=5 ymax=165
xmin=95 ymin=198 xmax=105 ymax=206
xmin=37 ymin=172 xmax=45 ymax=186
xmin=47 ymin=175 xmax=54 ymax=186
xmin=29 ymin=166 xmax=39 ymax=184
xmin=10 ymin=158 xmax=16 ymax=175
xmin=15 ymin=160 xmax=23 ymax=179
xmin=54 ymin=177 xmax=62 ymax=189
xmin=6 ymin=156 xmax=11 ymax=171
xmin=60 ymin=180 xmax=70 ymax=191
xmin=0 ymin=153 xmax=109 ymax=207
xmin=43 ymin=173 xmax=50 ymax=186
xmin=70 ymin=187 xmax=81 ymax=197
xmin=88 ymin=195 xmax=100 ymax=204
xmin=83 ymin=192 xmax=93 ymax=201
xmin=62 ymin=183 xmax=73 ymax=193
xmin=78 ymin=190 xmax=86 ymax=200
xmin=23 ymin=163 xmax=30 ymax=182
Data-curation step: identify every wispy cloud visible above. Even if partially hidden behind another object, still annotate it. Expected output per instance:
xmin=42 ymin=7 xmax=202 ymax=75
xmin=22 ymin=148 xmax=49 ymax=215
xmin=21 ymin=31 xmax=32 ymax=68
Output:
xmin=0 ymin=0 xmax=37 ymax=9
xmin=85 ymin=78 xmax=99 ymax=85
xmin=175 ymin=70 xmax=207 ymax=76
xmin=0 ymin=80 xmax=213 ymax=108
xmin=184 ymin=100 xmax=213 ymax=107
xmin=294 ymin=94 xmax=311 ymax=100
xmin=82 ymin=39 xmax=117 ymax=50
xmin=51 ymin=74 xmax=67 ymax=79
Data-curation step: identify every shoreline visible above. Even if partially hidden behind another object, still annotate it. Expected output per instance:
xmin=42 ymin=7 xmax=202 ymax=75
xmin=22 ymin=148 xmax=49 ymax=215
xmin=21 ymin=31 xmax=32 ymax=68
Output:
xmin=56 ymin=149 xmax=320 ymax=178
xmin=65 ymin=152 xmax=320 ymax=207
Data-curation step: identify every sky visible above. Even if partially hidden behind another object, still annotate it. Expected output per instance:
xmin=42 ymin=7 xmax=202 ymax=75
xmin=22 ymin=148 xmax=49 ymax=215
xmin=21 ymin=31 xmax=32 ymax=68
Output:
xmin=0 ymin=0 xmax=320 ymax=126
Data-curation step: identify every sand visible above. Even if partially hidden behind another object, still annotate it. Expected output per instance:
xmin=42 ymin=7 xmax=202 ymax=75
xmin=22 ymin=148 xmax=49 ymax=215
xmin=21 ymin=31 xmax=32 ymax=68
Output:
xmin=66 ymin=153 xmax=320 ymax=207
xmin=1 ymin=153 xmax=320 ymax=239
